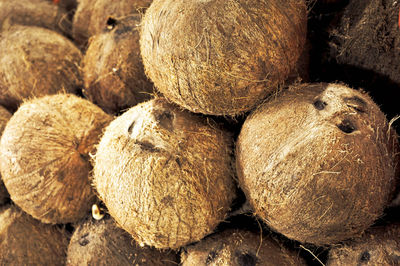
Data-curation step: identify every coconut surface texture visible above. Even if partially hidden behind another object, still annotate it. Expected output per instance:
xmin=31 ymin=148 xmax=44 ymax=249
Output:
xmin=94 ymin=98 xmax=236 ymax=249
xmin=0 ymin=0 xmax=70 ymax=35
xmin=236 ymin=83 xmax=399 ymax=245
xmin=82 ymin=15 xmax=153 ymax=115
xmin=140 ymin=0 xmax=307 ymax=116
xmin=0 ymin=94 xmax=113 ymax=224
xmin=327 ymin=224 xmax=400 ymax=265
xmin=67 ymin=216 xmax=178 ymax=265
xmin=0 ymin=106 xmax=12 ymax=206
xmin=72 ymin=0 xmax=152 ymax=47
xmin=0 ymin=25 xmax=82 ymax=112
xmin=0 ymin=205 xmax=69 ymax=265
xmin=181 ymin=229 xmax=306 ymax=266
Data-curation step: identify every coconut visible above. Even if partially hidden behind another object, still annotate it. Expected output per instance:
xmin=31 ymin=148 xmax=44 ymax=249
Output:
xmin=0 ymin=204 xmax=69 ymax=265
xmin=93 ymin=98 xmax=236 ymax=249
xmin=140 ymin=0 xmax=307 ymax=116
xmin=82 ymin=15 xmax=153 ymax=115
xmin=0 ymin=25 xmax=83 ymax=112
xmin=327 ymin=224 xmax=400 ymax=265
xmin=236 ymin=83 xmax=399 ymax=245
xmin=0 ymin=105 xmax=12 ymax=205
xmin=0 ymin=94 xmax=113 ymax=224
xmin=72 ymin=0 xmax=152 ymax=47
xmin=67 ymin=215 xmax=179 ymax=265
xmin=0 ymin=0 xmax=70 ymax=35
xmin=181 ymin=229 xmax=306 ymax=266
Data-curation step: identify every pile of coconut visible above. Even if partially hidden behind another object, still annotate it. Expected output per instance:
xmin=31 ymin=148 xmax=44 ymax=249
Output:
xmin=1 ymin=0 xmax=399 ymax=265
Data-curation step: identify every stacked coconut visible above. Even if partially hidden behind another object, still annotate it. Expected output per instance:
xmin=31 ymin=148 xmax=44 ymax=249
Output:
xmin=0 ymin=0 xmax=399 ymax=265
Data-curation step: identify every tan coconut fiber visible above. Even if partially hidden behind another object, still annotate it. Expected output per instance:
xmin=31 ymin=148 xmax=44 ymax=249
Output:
xmin=0 ymin=105 xmax=12 ymax=205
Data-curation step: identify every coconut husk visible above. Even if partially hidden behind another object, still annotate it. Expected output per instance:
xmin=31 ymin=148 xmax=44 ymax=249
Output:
xmin=236 ymin=83 xmax=399 ymax=245
xmin=181 ymin=229 xmax=306 ymax=266
xmin=327 ymin=224 xmax=400 ymax=265
xmin=0 ymin=105 xmax=12 ymax=206
xmin=140 ymin=0 xmax=307 ymax=116
xmin=0 ymin=94 xmax=113 ymax=224
xmin=0 ymin=0 xmax=71 ymax=35
xmin=67 ymin=215 xmax=178 ymax=265
xmin=82 ymin=15 xmax=153 ymax=115
xmin=93 ymin=98 xmax=236 ymax=249
xmin=72 ymin=0 xmax=152 ymax=47
xmin=0 ymin=25 xmax=83 ymax=112
xmin=0 ymin=204 xmax=70 ymax=265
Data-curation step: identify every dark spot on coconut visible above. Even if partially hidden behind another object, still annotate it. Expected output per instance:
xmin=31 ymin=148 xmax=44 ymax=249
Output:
xmin=106 ymin=17 xmax=117 ymax=30
xmin=359 ymin=251 xmax=370 ymax=262
xmin=135 ymin=140 xmax=161 ymax=153
xmin=115 ymin=25 xmax=133 ymax=36
xmin=337 ymin=119 xmax=356 ymax=134
xmin=236 ymin=251 xmax=258 ymax=266
xmin=79 ymin=233 xmax=90 ymax=246
xmin=128 ymin=120 xmax=136 ymax=134
xmin=57 ymin=170 xmax=65 ymax=181
xmin=206 ymin=250 xmax=218 ymax=264
xmin=313 ymin=99 xmax=327 ymax=110
xmin=344 ymin=96 xmax=367 ymax=113
xmin=175 ymin=157 xmax=181 ymax=167
xmin=79 ymin=153 xmax=89 ymax=161
xmin=153 ymin=110 xmax=174 ymax=131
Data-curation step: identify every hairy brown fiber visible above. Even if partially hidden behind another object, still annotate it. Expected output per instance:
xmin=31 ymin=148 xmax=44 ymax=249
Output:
xmin=0 ymin=26 xmax=82 ymax=112
xmin=83 ymin=15 xmax=153 ymax=115
xmin=0 ymin=205 xmax=69 ymax=265
xmin=236 ymin=83 xmax=399 ymax=245
xmin=67 ymin=216 xmax=178 ymax=265
xmin=0 ymin=106 xmax=12 ymax=206
xmin=0 ymin=94 xmax=113 ymax=224
xmin=94 ymin=98 xmax=236 ymax=249
xmin=181 ymin=229 xmax=306 ymax=266
xmin=140 ymin=0 xmax=307 ymax=115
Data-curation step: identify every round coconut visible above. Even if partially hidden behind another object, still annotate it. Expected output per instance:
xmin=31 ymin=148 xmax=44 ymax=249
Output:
xmin=236 ymin=83 xmax=399 ymax=245
xmin=140 ymin=0 xmax=307 ymax=116
xmin=67 ymin=216 xmax=179 ymax=265
xmin=181 ymin=229 xmax=306 ymax=266
xmin=0 ymin=0 xmax=70 ymax=36
xmin=0 ymin=94 xmax=113 ymax=224
xmin=72 ymin=0 xmax=152 ymax=47
xmin=0 ymin=105 xmax=12 ymax=205
xmin=82 ymin=15 xmax=153 ymax=115
xmin=0 ymin=204 xmax=69 ymax=265
xmin=327 ymin=224 xmax=400 ymax=265
xmin=93 ymin=98 xmax=236 ymax=249
xmin=0 ymin=25 xmax=83 ymax=112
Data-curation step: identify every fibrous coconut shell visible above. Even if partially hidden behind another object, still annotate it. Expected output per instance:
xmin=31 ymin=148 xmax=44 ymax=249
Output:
xmin=0 ymin=105 xmax=12 ymax=205
xmin=93 ymin=98 xmax=236 ymax=249
xmin=67 ymin=216 xmax=178 ymax=265
xmin=0 ymin=25 xmax=83 ymax=112
xmin=0 ymin=94 xmax=113 ymax=224
xmin=236 ymin=83 xmax=399 ymax=245
xmin=0 ymin=204 xmax=69 ymax=265
xmin=140 ymin=0 xmax=307 ymax=115
xmin=181 ymin=229 xmax=306 ymax=266
xmin=82 ymin=15 xmax=153 ymax=115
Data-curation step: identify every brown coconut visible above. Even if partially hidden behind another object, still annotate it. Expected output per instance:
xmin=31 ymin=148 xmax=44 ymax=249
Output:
xmin=72 ymin=0 xmax=152 ymax=47
xmin=0 ymin=94 xmax=113 ymax=224
xmin=67 ymin=215 xmax=179 ymax=265
xmin=236 ymin=83 xmax=399 ymax=245
xmin=327 ymin=224 xmax=400 ymax=265
xmin=93 ymin=98 xmax=236 ymax=249
xmin=0 ymin=105 xmax=12 ymax=205
xmin=181 ymin=229 xmax=306 ymax=266
xmin=0 ymin=25 xmax=83 ymax=112
xmin=140 ymin=0 xmax=307 ymax=116
xmin=82 ymin=15 xmax=153 ymax=115
xmin=0 ymin=0 xmax=71 ymax=35
xmin=0 ymin=204 xmax=69 ymax=265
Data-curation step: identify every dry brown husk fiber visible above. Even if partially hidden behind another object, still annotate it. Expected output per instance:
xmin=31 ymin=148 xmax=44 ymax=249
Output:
xmin=0 ymin=94 xmax=113 ymax=224
xmin=82 ymin=15 xmax=153 ymax=115
xmin=140 ymin=0 xmax=307 ymax=115
xmin=0 ymin=204 xmax=70 ymax=265
xmin=67 ymin=215 xmax=179 ymax=265
xmin=93 ymin=98 xmax=236 ymax=249
xmin=0 ymin=25 xmax=82 ymax=112
xmin=181 ymin=229 xmax=307 ymax=266
xmin=236 ymin=82 xmax=399 ymax=245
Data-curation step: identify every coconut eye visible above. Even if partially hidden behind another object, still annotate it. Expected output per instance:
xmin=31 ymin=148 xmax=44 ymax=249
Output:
xmin=236 ymin=251 xmax=257 ymax=266
xmin=313 ymin=99 xmax=327 ymax=110
xmin=153 ymin=110 xmax=174 ymax=131
xmin=106 ymin=17 xmax=117 ymax=30
xmin=128 ymin=120 xmax=136 ymax=134
xmin=337 ymin=119 xmax=356 ymax=134
xmin=359 ymin=250 xmax=370 ymax=263
xmin=344 ymin=96 xmax=367 ymax=113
